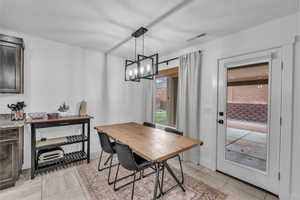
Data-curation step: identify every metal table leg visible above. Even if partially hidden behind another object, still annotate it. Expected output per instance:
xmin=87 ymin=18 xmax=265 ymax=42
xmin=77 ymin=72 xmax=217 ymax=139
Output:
xmin=152 ymin=163 xmax=160 ymax=200
xmin=30 ymin=124 xmax=36 ymax=179
xmin=87 ymin=121 xmax=90 ymax=163
xmin=82 ymin=123 xmax=85 ymax=152
xmin=164 ymin=162 xmax=185 ymax=192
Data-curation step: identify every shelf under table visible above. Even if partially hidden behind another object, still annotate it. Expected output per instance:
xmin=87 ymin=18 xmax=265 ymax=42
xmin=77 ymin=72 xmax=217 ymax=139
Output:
xmin=36 ymin=135 xmax=88 ymax=150
xmin=36 ymin=151 xmax=87 ymax=174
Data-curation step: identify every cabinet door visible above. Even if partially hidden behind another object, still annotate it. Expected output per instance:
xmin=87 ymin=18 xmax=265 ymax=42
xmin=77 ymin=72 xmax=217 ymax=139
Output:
xmin=0 ymin=41 xmax=23 ymax=93
xmin=0 ymin=140 xmax=18 ymax=188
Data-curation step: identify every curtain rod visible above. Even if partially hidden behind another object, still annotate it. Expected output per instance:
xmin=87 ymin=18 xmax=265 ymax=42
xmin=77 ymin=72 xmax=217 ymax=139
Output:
xmin=158 ymin=50 xmax=202 ymax=65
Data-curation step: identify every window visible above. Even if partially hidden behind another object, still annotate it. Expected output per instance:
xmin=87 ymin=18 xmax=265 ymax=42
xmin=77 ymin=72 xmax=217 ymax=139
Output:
xmin=154 ymin=67 xmax=178 ymax=127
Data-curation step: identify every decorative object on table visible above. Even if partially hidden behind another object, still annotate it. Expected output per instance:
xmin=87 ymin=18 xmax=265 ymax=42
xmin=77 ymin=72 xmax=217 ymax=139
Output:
xmin=47 ymin=113 xmax=59 ymax=119
xmin=37 ymin=147 xmax=64 ymax=165
xmin=0 ymin=34 xmax=24 ymax=94
xmin=79 ymin=100 xmax=87 ymax=116
xmin=58 ymin=102 xmax=70 ymax=117
xmin=28 ymin=112 xmax=47 ymax=120
xmin=125 ymin=27 xmax=159 ymax=82
xmin=7 ymin=101 xmax=26 ymax=121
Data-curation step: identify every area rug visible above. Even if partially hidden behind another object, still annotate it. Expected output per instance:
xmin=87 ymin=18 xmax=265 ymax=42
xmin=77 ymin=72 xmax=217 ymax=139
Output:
xmin=76 ymin=155 xmax=227 ymax=200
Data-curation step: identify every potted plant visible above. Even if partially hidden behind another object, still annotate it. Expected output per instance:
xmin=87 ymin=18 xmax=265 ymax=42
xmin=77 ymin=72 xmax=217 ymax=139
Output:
xmin=58 ymin=102 xmax=70 ymax=117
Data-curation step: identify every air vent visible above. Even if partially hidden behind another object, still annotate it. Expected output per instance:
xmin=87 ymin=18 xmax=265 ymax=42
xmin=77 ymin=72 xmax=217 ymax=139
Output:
xmin=186 ymin=33 xmax=206 ymax=42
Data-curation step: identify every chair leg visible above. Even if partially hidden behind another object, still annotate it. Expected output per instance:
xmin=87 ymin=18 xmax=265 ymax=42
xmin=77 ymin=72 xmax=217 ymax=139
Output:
xmin=104 ymin=154 xmax=112 ymax=166
xmin=98 ymin=150 xmax=112 ymax=171
xmin=178 ymin=155 xmax=184 ymax=184
xmin=107 ymin=154 xmax=114 ymax=185
xmin=98 ymin=150 xmax=118 ymax=173
xmin=131 ymin=172 xmax=136 ymax=200
xmin=97 ymin=150 xmax=104 ymax=171
xmin=113 ymin=163 xmax=120 ymax=191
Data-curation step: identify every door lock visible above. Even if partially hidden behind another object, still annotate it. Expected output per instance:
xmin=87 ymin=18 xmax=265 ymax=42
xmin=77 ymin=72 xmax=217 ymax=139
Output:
xmin=218 ymin=120 xmax=224 ymax=124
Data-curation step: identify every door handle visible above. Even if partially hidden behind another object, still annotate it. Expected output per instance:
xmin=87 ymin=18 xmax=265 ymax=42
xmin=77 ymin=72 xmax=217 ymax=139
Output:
xmin=218 ymin=120 xmax=224 ymax=124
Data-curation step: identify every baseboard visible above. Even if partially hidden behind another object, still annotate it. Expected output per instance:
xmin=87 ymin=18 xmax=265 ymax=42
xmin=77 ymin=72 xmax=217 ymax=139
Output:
xmin=199 ymin=157 xmax=212 ymax=170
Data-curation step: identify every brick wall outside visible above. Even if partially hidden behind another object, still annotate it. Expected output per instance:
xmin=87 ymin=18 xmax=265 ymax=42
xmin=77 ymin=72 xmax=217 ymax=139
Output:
xmin=227 ymin=103 xmax=267 ymax=123
xmin=156 ymin=87 xmax=167 ymax=110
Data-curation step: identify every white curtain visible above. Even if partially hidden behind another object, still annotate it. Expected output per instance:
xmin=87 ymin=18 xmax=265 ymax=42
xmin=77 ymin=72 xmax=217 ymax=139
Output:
xmin=143 ymin=80 xmax=155 ymax=123
xmin=177 ymin=51 xmax=202 ymax=164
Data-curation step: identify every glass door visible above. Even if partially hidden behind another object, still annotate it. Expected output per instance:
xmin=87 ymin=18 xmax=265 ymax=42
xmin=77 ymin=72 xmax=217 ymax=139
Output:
xmin=225 ymin=63 xmax=269 ymax=172
xmin=217 ymin=50 xmax=281 ymax=194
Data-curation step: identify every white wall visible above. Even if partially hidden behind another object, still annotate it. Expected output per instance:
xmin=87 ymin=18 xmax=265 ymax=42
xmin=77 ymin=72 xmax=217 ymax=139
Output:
xmin=105 ymin=55 xmax=145 ymax=124
xmin=0 ymin=27 xmax=145 ymax=169
xmin=161 ymin=13 xmax=299 ymax=199
xmin=291 ymin=3 xmax=300 ymax=200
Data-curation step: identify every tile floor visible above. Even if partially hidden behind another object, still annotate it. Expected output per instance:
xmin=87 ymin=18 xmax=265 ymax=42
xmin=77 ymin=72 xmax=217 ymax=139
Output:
xmin=0 ymin=155 xmax=278 ymax=200
xmin=226 ymin=127 xmax=267 ymax=171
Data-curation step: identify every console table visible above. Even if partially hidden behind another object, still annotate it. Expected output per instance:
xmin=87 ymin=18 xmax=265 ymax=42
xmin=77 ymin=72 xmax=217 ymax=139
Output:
xmin=26 ymin=115 xmax=93 ymax=179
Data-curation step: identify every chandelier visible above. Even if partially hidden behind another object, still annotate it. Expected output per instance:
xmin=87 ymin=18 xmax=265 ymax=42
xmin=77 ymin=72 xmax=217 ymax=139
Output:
xmin=125 ymin=27 xmax=159 ymax=82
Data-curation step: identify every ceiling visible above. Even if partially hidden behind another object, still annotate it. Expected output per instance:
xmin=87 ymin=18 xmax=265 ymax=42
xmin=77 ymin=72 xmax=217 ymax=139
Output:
xmin=0 ymin=0 xmax=298 ymax=58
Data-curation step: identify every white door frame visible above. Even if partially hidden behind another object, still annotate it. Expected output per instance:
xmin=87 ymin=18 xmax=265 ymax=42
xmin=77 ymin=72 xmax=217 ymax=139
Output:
xmin=215 ymin=41 xmax=294 ymax=199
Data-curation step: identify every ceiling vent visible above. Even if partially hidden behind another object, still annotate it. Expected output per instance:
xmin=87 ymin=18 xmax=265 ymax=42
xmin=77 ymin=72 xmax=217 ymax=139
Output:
xmin=186 ymin=33 xmax=206 ymax=42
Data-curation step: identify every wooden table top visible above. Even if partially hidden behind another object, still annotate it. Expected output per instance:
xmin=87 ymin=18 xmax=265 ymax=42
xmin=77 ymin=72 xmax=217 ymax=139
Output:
xmin=95 ymin=122 xmax=203 ymax=162
xmin=26 ymin=115 xmax=93 ymax=124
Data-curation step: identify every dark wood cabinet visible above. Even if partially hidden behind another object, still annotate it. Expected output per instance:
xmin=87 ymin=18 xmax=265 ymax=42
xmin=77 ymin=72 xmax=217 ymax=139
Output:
xmin=0 ymin=34 xmax=24 ymax=94
xmin=0 ymin=127 xmax=23 ymax=189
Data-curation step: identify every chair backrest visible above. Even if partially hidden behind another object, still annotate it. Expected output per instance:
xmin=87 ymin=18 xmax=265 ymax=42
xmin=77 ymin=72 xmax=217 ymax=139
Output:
xmin=114 ymin=142 xmax=138 ymax=171
xmin=143 ymin=122 xmax=156 ymax=128
xmin=97 ymin=131 xmax=115 ymax=154
xmin=164 ymin=127 xmax=183 ymax=136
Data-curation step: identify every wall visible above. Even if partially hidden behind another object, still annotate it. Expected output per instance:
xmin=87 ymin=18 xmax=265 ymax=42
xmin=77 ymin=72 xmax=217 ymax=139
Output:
xmin=291 ymin=2 xmax=300 ymax=200
xmin=0 ymin=27 xmax=145 ymax=169
xmin=161 ymin=13 xmax=299 ymax=199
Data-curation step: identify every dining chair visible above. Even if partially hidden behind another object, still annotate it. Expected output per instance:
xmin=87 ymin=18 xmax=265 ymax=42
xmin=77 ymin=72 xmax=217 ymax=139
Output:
xmin=143 ymin=122 xmax=156 ymax=128
xmin=97 ymin=131 xmax=119 ymax=185
xmin=113 ymin=142 xmax=160 ymax=200
xmin=161 ymin=127 xmax=184 ymax=192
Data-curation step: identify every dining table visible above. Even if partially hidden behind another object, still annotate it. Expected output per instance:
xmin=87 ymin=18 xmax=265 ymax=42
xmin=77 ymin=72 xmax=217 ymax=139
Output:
xmin=95 ymin=122 xmax=203 ymax=199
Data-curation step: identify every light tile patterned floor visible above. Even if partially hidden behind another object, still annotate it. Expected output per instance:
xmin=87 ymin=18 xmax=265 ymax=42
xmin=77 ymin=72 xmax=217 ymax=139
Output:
xmin=0 ymin=156 xmax=278 ymax=200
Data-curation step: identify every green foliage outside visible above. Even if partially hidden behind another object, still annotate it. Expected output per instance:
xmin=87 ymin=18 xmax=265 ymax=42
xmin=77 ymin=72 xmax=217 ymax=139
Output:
xmin=155 ymin=110 xmax=167 ymax=124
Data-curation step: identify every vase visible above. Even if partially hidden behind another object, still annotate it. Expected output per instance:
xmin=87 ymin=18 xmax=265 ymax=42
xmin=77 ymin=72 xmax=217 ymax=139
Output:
xmin=58 ymin=112 xmax=70 ymax=117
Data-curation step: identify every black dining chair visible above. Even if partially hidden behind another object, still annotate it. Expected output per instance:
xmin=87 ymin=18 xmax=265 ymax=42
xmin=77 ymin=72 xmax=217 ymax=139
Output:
xmin=113 ymin=142 xmax=160 ymax=200
xmin=97 ymin=131 xmax=119 ymax=185
xmin=161 ymin=127 xmax=184 ymax=191
xmin=143 ymin=122 xmax=156 ymax=128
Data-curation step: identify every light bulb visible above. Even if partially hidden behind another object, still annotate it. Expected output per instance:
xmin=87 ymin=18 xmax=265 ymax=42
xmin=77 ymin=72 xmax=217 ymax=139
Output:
xmin=129 ymin=70 xmax=133 ymax=76
xmin=146 ymin=64 xmax=151 ymax=72
xmin=134 ymin=68 xmax=138 ymax=75
xmin=140 ymin=66 xmax=144 ymax=74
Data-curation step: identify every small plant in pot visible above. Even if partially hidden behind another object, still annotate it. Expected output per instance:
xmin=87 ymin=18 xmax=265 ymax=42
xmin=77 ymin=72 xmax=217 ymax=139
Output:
xmin=58 ymin=102 xmax=70 ymax=117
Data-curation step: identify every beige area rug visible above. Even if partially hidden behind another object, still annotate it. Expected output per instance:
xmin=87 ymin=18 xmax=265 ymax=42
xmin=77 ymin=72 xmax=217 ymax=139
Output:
xmin=76 ymin=155 xmax=227 ymax=200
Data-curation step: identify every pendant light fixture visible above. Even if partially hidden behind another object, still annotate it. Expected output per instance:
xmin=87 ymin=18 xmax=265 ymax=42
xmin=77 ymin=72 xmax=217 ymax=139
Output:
xmin=125 ymin=27 xmax=159 ymax=82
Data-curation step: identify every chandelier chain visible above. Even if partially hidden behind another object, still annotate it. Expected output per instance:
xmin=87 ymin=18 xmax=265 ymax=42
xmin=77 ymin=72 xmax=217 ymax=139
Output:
xmin=142 ymin=34 xmax=144 ymax=55
xmin=134 ymin=38 xmax=137 ymax=60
